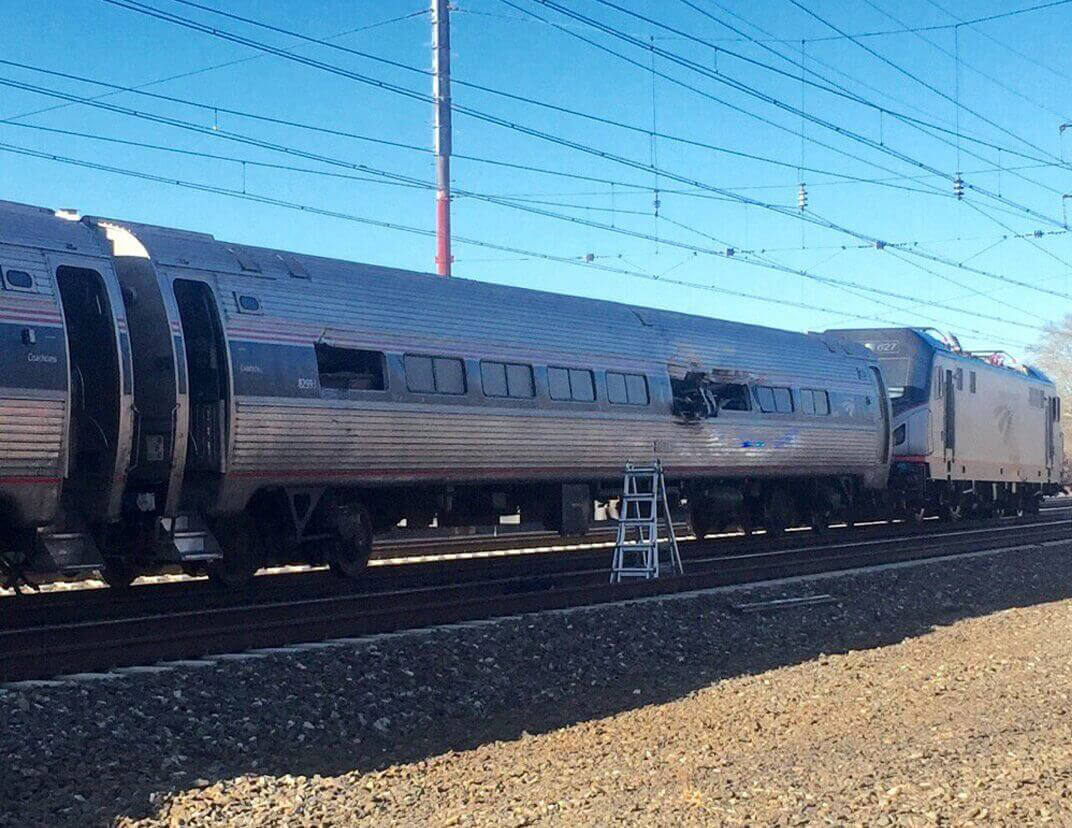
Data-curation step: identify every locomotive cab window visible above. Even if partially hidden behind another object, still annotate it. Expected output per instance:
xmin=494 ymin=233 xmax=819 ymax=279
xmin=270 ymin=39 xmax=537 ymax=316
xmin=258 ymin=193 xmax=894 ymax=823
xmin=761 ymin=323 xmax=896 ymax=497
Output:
xmin=315 ymin=344 xmax=386 ymax=392
xmin=606 ymin=371 xmax=649 ymax=405
xmin=754 ymin=385 xmax=793 ymax=413
xmin=800 ymin=388 xmax=830 ymax=415
xmin=405 ymin=354 xmax=466 ymax=394
xmin=548 ymin=366 xmax=595 ymax=402
xmin=481 ymin=361 xmax=535 ymax=398
xmin=2 ymin=268 xmax=34 ymax=292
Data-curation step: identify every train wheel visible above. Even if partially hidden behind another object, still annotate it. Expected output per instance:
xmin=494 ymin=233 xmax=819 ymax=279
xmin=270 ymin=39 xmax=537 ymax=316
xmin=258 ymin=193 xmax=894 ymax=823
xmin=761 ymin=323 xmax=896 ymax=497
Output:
xmin=208 ymin=518 xmax=258 ymax=590
xmin=939 ymin=501 xmax=964 ymax=522
xmin=689 ymin=501 xmax=715 ymax=540
xmin=330 ymin=503 xmax=374 ymax=580
xmin=763 ymin=489 xmax=793 ymax=536
xmin=100 ymin=558 xmax=137 ymax=589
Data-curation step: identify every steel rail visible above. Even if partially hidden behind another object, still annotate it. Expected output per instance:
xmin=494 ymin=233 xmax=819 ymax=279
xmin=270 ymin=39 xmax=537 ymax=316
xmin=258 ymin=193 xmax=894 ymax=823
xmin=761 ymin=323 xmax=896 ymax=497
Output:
xmin=1 ymin=516 xmax=1066 ymax=682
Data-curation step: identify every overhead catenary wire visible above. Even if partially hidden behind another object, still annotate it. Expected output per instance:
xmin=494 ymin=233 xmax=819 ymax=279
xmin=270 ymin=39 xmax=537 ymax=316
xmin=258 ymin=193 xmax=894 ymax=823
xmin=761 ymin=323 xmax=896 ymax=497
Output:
xmin=525 ymin=0 xmax=1070 ymax=225
xmin=5 ymin=70 xmax=1062 ymax=328
xmin=0 ymin=138 xmax=1010 ymax=339
xmin=101 ymin=0 xmax=1071 ymax=227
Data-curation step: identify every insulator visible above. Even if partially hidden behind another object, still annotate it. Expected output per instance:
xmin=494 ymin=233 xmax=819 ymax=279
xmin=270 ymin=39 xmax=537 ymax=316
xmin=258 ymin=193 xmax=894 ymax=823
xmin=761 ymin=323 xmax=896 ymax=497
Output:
xmin=953 ymin=174 xmax=964 ymax=200
xmin=584 ymin=252 xmax=595 ymax=263
xmin=797 ymin=182 xmax=808 ymax=211
xmin=725 ymin=247 xmax=735 ymax=257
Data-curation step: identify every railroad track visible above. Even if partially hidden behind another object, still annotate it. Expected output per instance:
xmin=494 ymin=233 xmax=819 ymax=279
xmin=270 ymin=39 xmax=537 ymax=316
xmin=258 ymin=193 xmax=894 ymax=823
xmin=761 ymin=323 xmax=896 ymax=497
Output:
xmin=2 ymin=512 xmax=1067 ymax=682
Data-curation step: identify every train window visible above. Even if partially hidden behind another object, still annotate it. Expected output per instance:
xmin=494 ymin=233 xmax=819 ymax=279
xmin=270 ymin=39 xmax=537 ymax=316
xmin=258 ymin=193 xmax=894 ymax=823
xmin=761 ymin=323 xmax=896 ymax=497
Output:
xmin=481 ymin=361 xmax=534 ymax=398
xmin=800 ymin=388 xmax=830 ymax=415
xmin=548 ymin=366 xmax=595 ymax=402
xmin=1029 ymin=387 xmax=1045 ymax=408
xmin=315 ymin=344 xmax=386 ymax=392
xmin=955 ymin=368 xmax=963 ymax=391
xmin=754 ymin=385 xmax=793 ymax=413
xmin=2 ymin=268 xmax=34 ymax=291
xmin=893 ymin=423 xmax=907 ymax=446
xmin=607 ymin=371 xmax=649 ymax=405
xmin=235 ymin=294 xmax=261 ymax=314
xmin=405 ymin=355 xmax=436 ymax=392
xmin=548 ymin=367 xmax=571 ymax=400
xmin=970 ymin=371 xmax=977 ymax=394
xmin=404 ymin=354 xmax=466 ymax=394
xmin=713 ymin=382 xmax=750 ymax=411
xmin=434 ymin=357 xmax=466 ymax=394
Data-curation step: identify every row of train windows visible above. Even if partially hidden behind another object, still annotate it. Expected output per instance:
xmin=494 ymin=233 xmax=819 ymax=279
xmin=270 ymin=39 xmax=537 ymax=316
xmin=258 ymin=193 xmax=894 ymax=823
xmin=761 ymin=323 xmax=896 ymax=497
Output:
xmin=315 ymin=345 xmax=650 ymax=406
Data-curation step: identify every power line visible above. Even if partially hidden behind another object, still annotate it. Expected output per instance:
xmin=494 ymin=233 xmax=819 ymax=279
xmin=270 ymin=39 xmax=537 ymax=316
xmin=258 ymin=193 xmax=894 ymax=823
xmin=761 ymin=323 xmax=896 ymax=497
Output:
xmin=784 ymin=0 xmax=1063 ymax=160
xmin=33 ymin=4 xmax=1072 ymax=308
xmin=675 ymin=0 xmax=1069 ymax=201
xmin=104 ymin=0 xmax=1070 ymax=225
xmin=12 ymin=57 xmax=1065 ymax=313
xmin=520 ymin=0 xmax=1069 ymax=228
xmin=578 ymin=0 xmax=1064 ymax=167
xmin=0 ymin=138 xmax=960 ymax=333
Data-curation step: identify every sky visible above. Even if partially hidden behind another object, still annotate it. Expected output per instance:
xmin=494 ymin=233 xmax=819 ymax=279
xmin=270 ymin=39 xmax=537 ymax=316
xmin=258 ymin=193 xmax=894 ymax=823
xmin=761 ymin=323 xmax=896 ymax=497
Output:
xmin=2 ymin=0 xmax=1072 ymax=359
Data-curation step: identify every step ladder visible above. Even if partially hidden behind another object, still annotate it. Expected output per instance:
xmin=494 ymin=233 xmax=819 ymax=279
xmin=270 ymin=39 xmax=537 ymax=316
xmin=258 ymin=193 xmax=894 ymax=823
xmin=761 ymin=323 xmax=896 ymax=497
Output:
xmin=611 ymin=461 xmax=683 ymax=582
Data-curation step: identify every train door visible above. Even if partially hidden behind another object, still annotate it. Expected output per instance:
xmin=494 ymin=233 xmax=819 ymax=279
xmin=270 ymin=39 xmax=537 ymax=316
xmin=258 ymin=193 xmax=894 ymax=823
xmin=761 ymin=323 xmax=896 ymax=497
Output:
xmin=113 ymin=256 xmax=185 ymax=515
xmin=173 ymin=279 xmax=229 ymax=478
xmin=54 ymin=264 xmax=123 ymax=519
xmin=1046 ymin=395 xmax=1056 ymax=479
xmin=942 ymin=366 xmax=955 ymax=465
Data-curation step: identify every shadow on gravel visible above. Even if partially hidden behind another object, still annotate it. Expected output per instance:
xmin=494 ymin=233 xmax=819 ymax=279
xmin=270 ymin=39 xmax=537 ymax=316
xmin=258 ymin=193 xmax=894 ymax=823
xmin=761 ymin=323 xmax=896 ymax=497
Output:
xmin=3 ymin=543 xmax=1071 ymax=826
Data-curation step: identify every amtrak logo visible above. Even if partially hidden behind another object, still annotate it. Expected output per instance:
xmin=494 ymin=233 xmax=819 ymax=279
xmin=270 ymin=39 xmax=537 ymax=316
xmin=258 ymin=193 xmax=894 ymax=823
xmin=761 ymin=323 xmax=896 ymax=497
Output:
xmin=994 ymin=405 xmax=1013 ymax=440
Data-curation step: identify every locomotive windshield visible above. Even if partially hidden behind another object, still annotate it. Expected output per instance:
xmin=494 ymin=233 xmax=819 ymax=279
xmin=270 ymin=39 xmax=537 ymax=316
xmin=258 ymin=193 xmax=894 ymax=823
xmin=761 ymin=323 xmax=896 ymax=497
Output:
xmin=823 ymin=328 xmax=933 ymax=413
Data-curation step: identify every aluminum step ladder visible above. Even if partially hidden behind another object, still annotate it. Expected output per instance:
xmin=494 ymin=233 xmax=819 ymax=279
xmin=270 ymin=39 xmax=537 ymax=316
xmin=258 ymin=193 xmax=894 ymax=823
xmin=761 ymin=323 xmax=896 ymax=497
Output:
xmin=611 ymin=461 xmax=683 ymax=582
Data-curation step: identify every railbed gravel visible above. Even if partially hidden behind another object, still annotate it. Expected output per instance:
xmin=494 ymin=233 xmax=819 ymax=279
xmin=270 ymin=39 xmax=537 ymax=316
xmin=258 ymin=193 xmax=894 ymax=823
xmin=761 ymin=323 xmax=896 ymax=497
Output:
xmin=3 ymin=540 xmax=1072 ymax=826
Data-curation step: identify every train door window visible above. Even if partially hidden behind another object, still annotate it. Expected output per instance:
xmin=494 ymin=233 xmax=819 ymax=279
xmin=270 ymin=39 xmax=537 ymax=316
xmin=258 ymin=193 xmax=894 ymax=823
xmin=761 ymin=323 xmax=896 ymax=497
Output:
xmin=955 ymin=368 xmax=963 ymax=391
xmin=316 ymin=344 xmax=386 ymax=392
xmin=607 ymin=371 xmax=649 ymax=405
xmin=2 ymin=268 xmax=34 ymax=292
xmin=893 ymin=423 xmax=907 ymax=446
xmin=549 ymin=366 xmax=595 ymax=401
xmin=800 ymin=388 xmax=829 ymax=415
xmin=481 ymin=361 xmax=535 ymax=398
xmin=970 ymin=371 xmax=977 ymax=394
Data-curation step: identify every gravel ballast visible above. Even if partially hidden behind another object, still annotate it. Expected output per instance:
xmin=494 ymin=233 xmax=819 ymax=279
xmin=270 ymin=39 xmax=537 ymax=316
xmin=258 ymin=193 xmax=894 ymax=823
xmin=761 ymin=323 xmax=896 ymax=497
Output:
xmin=3 ymin=540 xmax=1072 ymax=826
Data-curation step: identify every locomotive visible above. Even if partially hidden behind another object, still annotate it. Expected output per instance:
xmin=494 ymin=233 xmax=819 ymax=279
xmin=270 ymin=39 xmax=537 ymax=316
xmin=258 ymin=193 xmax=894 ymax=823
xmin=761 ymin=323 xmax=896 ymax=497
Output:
xmin=0 ymin=200 xmax=1062 ymax=588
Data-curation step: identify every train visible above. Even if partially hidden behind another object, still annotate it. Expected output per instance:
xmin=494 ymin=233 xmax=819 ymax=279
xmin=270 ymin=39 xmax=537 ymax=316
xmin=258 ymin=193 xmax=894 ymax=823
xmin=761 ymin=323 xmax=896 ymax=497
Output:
xmin=0 ymin=199 xmax=1063 ymax=589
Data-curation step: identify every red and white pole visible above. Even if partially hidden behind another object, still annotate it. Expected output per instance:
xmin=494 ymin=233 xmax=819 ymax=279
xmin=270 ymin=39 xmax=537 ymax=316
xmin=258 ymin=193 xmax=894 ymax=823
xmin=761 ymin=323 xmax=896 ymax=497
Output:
xmin=432 ymin=0 xmax=452 ymax=276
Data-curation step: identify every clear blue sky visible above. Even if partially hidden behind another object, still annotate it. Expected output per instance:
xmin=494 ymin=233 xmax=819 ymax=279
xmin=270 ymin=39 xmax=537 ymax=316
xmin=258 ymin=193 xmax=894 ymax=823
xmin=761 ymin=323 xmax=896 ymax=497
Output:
xmin=2 ymin=0 xmax=1072 ymax=358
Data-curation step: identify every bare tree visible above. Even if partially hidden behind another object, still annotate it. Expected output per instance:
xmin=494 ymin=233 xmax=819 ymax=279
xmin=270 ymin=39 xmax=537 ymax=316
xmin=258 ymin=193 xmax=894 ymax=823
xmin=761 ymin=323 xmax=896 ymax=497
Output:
xmin=1031 ymin=313 xmax=1072 ymax=484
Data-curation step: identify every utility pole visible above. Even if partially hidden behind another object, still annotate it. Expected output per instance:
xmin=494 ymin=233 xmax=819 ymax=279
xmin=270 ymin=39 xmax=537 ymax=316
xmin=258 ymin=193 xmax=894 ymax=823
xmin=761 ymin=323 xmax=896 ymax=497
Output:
xmin=432 ymin=0 xmax=452 ymax=276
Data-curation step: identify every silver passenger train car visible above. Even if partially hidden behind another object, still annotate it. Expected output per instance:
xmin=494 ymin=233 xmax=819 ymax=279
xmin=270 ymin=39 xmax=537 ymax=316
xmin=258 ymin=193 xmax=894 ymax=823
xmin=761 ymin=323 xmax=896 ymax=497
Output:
xmin=830 ymin=328 xmax=1062 ymax=518
xmin=0 ymin=198 xmax=922 ymax=588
